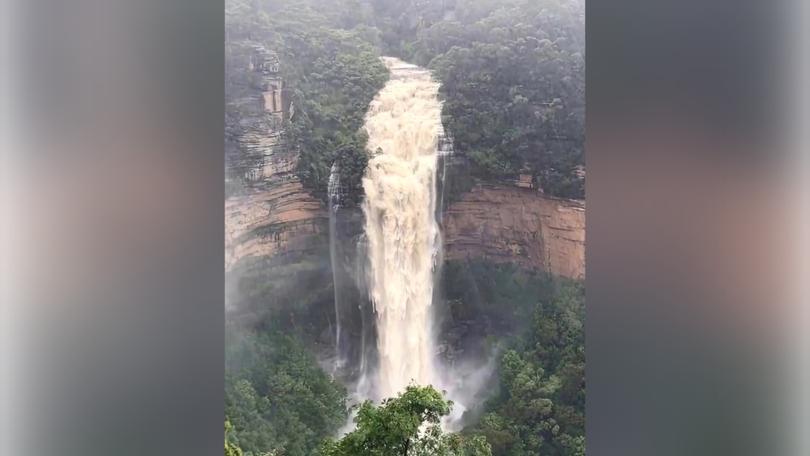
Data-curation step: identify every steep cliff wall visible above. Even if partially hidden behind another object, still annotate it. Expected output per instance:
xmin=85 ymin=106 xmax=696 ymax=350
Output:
xmin=226 ymin=180 xmax=586 ymax=278
xmin=442 ymin=184 xmax=585 ymax=279
xmin=225 ymin=42 xmax=329 ymax=273
xmin=225 ymin=178 xmax=327 ymax=271
xmin=224 ymin=46 xmax=584 ymax=279
xmin=224 ymin=143 xmax=332 ymax=320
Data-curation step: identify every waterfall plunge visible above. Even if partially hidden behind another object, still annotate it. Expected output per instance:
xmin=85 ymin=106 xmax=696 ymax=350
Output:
xmin=362 ymin=57 xmax=443 ymax=401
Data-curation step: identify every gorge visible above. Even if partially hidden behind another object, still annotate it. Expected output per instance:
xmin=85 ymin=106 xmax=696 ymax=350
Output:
xmin=224 ymin=53 xmax=585 ymax=437
xmin=225 ymin=1 xmax=585 ymax=454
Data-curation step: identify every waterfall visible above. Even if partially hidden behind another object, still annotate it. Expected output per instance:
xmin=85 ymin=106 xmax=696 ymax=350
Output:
xmin=436 ymin=124 xmax=453 ymax=231
xmin=328 ymin=162 xmax=344 ymax=372
xmin=361 ymin=57 xmax=443 ymax=400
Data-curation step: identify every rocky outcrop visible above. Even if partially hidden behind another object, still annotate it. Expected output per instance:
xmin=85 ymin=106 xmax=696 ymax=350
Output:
xmin=224 ymin=90 xmax=326 ymax=271
xmin=226 ymin=180 xmax=586 ymax=278
xmin=225 ymin=121 xmax=327 ymax=271
xmin=225 ymin=41 xmax=328 ymax=272
xmin=225 ymin=41 xmax=289 ymax=186
xmin=442 ymin=184 xmax=585 ymax=279
xmin=225 ymin=179 xmax=327 ymax=271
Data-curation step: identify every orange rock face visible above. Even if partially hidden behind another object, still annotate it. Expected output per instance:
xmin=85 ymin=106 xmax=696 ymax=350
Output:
xmin=442 ymin=184 xmax=585 ymax=279
xmin=226 ymin=181 xmax=585 ymax=279
xmin=224 ymin=179 xmax=327 ymax=270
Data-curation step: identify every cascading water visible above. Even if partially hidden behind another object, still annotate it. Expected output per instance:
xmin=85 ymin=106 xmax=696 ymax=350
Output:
xmin=333 ymin=58 xmax=493 ymax=437
xmin=361 ymin=57 xmax=444 ymax=400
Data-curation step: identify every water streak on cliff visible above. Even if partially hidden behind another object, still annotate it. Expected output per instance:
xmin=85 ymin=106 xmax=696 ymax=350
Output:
xmin=328 ymin=162 xmax=344 ymax=372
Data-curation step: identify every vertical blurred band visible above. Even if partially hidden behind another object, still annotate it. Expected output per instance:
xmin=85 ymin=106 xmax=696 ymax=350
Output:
xmin=587 ymin=0 xmax=805 ymax=455
xmin=1 ymin=0 xmax=225 ymax=455
xmin=792 ymin=0 xmax=810 ymax=453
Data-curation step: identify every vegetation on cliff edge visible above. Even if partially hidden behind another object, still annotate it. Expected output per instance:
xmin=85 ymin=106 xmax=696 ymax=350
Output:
xmin=227 ymin=0 xmax=389 ymax=204
xmin=227 ymin=0 xmax=584 ymax=201
xmin=358 ymin=0 xmax=585 ymax=198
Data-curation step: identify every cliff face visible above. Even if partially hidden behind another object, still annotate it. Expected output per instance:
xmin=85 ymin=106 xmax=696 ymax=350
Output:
xmin=225 ymin=42 xmax=329 ymax=273
xmin=223 ymin=45 xmax=584 ymax=278
xmin=225 ymin=179 xmax=326 ymax=271
xmin=442 ymin=184 xmax=585 ymax=279
xmin=226 ymin=180 xmax=586 ymax=278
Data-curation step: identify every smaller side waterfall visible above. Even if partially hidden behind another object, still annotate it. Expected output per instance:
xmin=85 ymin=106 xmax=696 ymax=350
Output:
xmin=328 ymin=162 xmax=344 ymax=372
xmin=436 ymin=124 xmax=453 ymax=232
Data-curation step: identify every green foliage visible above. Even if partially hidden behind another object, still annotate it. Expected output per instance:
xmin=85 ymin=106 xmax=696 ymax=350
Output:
xmin=225 ymin=420 xmax=245 ymax=456
xmin=473 ymin=282 xmax=585 ymax=456
xmin=227 ymin=0 xmax=389 ymax=204
xmin=227 ymin=0 xmax=583 ymax=200
xmin=442 ymin=260 xmax=558 ymax=333
xmin=225 ymin=260 xmax=584 ymax=456
xmin=442 ymin=261 xmax=584 ymax=456
xmin=287 ymin=41 xmax=389 ymax=204
xmin=425 ymin=1 xmax=584 ymax=198
xmin=356 ymin=0 xmax=586 ymax=198
xmin=225 ymin=0 xmax=587 ymax=451
xmin=320 ymin=385 xmax=492 ymax=456
xmin=227 ymin=252 xmax=334 ymax=335
xmin=225 ymin=329 xmax=348 ymax=456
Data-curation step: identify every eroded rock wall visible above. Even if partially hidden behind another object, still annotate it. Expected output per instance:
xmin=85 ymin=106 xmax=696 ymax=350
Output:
xmin=225 ymin=41 xmax=329 ymax=273
xmin=226 ymin=181 xmax=586 ymax=279
xmin=442 ymin=184 xmax=585 ymax=279
xmin=225 ymin=179 xmax=327 ymax=271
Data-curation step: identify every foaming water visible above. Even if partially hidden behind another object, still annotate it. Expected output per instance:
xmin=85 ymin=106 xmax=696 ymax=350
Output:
xmin=334 ymin=58 xmax=491 ymax=437
xmin=362 ymin=57 xmax=443 ymax=400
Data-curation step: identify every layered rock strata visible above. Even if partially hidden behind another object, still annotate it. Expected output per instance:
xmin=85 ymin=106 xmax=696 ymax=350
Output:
xmin=442 ymin=184 xmax=585 ymax=279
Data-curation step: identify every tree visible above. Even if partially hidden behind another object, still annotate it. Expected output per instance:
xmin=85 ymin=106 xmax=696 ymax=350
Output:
xmin=320 ymin=385 xmax=492 ymax=456
xmin=225 ymin=420 xmax=244 ymax=456
xmin=363 ymin=0 xmax=585 ymax=199
xmin=225 ymin=330 xmax=348 ymax=456
xmin=225 ymin=0 xmax=389 ymax=204
xmin=473 ymin=281 xmax=585 ymax=456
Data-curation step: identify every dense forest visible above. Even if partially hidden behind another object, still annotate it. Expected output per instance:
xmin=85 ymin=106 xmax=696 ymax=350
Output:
xmin=226 ymin=0 xmax=584 ymax=202
xmin=226 ymin=262 xmax=584 ymax=456
xmin=225 ymin=0 xmax=585 ymax=455
xmin=372 ymin=0 xmax=585 ymax=198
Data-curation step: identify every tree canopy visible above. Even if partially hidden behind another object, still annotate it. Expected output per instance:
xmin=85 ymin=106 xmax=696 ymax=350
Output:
xmin=226 ymin=0 xmax=389 ymax=204
xmin=320 ymin=385 xmax=492 ymax=456
xmin=355 ymin=0 xmax=586 ymax=198
xmin=225 ymin=330 xmax=348 ymax=456
xmin=227 ymin=0 xmax=585 ymax=201
xmin=474 ymin=282 xmax=585 ymax=456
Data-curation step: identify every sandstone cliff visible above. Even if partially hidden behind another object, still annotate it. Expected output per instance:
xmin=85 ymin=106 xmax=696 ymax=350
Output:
xmin=442 ymin=184 xmax=585 ymax=279
xmin=226 ymin=180 xmax=585 ymax=279
xmin=224 ymin=45 xmax=584 ymax=278
xmin=225 ymin=178 xmax=327 ymax=271
xmin=225 ymin=41 xmax=329 ymax=273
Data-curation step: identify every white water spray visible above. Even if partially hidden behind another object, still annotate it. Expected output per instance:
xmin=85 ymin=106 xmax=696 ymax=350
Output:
xmin=362 ymin=57 xmax=443 ymax=400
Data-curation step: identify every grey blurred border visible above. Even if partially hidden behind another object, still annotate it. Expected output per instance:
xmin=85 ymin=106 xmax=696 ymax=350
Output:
xmin=2 ymin=0 xmax=224 ymax=455
xmin=587 ymin=0 xmax=804 ymax=455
